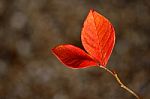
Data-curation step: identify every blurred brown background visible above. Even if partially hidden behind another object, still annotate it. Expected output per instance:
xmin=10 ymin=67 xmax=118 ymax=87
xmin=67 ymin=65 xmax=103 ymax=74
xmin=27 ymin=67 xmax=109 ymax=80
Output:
xmin=0 ymin=0 xmax=150 ymax=99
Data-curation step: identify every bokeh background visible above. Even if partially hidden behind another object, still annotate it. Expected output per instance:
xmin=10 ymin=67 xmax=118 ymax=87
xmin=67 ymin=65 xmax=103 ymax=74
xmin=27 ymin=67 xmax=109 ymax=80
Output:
xmin=0 ymin=0 xmax=150 ymax=99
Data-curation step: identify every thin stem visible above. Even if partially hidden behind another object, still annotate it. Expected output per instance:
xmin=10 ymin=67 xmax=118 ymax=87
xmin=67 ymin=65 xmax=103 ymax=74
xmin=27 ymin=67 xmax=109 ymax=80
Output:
xmin=99 ymin=65 xmax=140 ymax=99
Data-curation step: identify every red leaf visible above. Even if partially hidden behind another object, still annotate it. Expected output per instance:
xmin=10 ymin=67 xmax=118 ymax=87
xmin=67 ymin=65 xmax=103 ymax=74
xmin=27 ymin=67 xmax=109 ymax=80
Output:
xmin=81 ymin=10 xmax=115 ymax=66
xmin=52 ymin=44 xmax=97 ymax=68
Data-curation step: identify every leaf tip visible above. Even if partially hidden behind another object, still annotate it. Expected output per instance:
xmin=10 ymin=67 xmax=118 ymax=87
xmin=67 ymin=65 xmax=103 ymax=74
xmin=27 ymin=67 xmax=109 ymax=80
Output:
xmin=90 ymin=9 xmax=94 ymax=12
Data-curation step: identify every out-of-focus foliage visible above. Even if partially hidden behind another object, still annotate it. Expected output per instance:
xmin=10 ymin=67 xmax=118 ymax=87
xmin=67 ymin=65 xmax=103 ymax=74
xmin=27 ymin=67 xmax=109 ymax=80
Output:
xmin=0 ymin=0 xmax=149 ymax=99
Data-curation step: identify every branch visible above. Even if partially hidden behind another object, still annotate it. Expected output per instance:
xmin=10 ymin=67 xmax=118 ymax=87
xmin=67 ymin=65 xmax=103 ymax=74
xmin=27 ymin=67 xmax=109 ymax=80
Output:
xmin=98 ymin=65 xmax=140 ymax=99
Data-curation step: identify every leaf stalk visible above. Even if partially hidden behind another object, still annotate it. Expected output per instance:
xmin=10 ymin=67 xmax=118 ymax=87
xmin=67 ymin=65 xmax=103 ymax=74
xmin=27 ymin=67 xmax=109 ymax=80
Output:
xmin=98 ymin=65 xmax=140 ymax=99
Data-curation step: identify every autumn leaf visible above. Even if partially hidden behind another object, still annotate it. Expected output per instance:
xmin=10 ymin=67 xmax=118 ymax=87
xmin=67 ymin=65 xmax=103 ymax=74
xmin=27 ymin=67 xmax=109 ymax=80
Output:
xmin=52 ymin=9 xmax=115 ymax=68
xmin=52 ymin=44 xmax=97 ymax=68
xmin=81 ymin=10 xmax=115 ymax=66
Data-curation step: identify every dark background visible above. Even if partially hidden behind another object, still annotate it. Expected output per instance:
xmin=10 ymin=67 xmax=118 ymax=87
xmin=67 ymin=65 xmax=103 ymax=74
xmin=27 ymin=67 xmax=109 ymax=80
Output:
xmin=0 ymin=0 xmax=150 ymax=99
